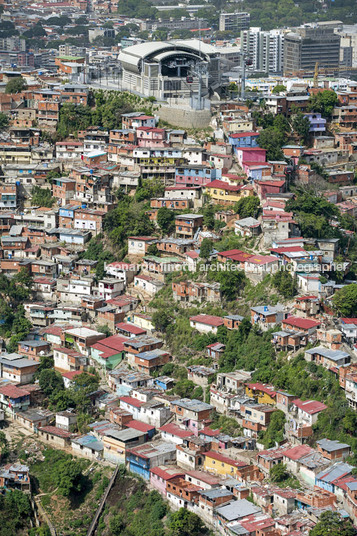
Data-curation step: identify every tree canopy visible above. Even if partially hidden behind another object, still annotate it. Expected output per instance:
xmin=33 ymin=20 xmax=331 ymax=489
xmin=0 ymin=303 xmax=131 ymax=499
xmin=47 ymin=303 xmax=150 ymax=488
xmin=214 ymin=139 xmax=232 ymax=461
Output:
xmin=286 ymin=191 xmax=340 ymax=239
xmin=157 ymin=207 xmax=175 ymax=235
xmin=307 ymin=90 xmax=338 ymax=119
xmin=292 ymin=112 xmax=311 ymax=144
xmin=309 ymin=511 xmax=355 ymax=536
xmin=5 ymin=77 xmax=27 ymax=94
xmin=169 ymin=508 xmax=207 ymax=536
xmin=31 ymin=186 xmax=56 ymax=208
xmin=234 ymin=196 xmax=261 ymax=219
xmin=332 ymin=285 xmax=357 ymax=317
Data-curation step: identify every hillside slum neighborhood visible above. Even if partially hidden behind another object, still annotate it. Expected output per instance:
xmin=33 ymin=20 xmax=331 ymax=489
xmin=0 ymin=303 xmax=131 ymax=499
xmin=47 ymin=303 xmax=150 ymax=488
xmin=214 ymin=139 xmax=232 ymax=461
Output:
xmin=1 ymin=77 xmax=357 ymax=535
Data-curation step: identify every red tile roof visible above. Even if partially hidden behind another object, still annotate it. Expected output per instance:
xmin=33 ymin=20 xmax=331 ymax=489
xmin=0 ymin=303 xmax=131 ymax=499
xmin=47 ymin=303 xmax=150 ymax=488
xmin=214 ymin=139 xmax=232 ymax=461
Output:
xmin=38 ymin=426 xmax=72 ymax=438
xmin=119 ymin=396 xmax=144 ymax=408
xmin=292 ymin=399 xmax=327 ymax=415
xmin=90 ymin=343 xmax=119 ymax=359
xmin=125 ymin=420 xmax=155 ymax=433
xmin=56 ymin=346 xmax=82 ymax=357
xmin=283 ymin=317 xmax=320 ymax=330
xmin=136 ymin=126 xmax=164 ymax=133
xmin=247 ymin=383 xmax=276 ymax=398
xmin=203 ymin=450 xmax=248 ymax=468
xmin=190 ymin=314 xmax=224 ymax=327
xmin=238 ymin=147 xmax=266 ymax=152
xmin=241 ymin=517 xmax=275 ymax=531
xmin=205 ymin=180 xmax=242 ymax=192
xmin=270 ymin=247 xmax=306 ymax=254
xmin=283 ymin=444 xmax=313 ymax=461
xmin=246 ymin=254 xmax=278 ymax=265
xmin=229 ymin=132 xmax=259 ymax=138
xmin=0 ymin=385 xmax=30 ymax=398
xmin=61 ymin=370 xmax=85 ymax=380
xmin=150 ymin=466 xmax=185 ymax=481
xmin=219 ymin=249 xmax=243 ymax=257
xmin=91 ymin=335 xmax=128 ymax=356
xmin=295 ymin=296 xmax=318 ymax=301
xmin=160 ymin=423 xmax=193 ymax=438
xmin=218 ymin=249 xmax=253 ymax=263
xmin=128 ymin=236 xmax=156 ymax=241
xmin=186 ymin=251 xmax=199 ymax=259
xmin=256 ymin=180 xmax=285 ymax=187
xmin=131 ymin=115 xmax=154 ymax=120
xmin=43 ymin=324 xmax=73 ymax=336
xmin=185 ymin=469 xmax=222 ymax=485
xmin=116 ymin=323 xmax=147 ymax=335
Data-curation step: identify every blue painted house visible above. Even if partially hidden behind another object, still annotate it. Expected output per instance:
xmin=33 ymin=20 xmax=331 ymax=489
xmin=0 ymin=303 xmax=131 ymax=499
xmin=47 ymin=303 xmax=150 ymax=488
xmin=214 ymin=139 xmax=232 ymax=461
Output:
xmin=315 ymin=462 xmax=354 ymax=493
xmin=59 ymin=204 xmax=81 ymax=222
xmin=175 ymin=165 xmax=221 ymax=187
xmin=126 ymin=442 xmax=177 ymax=480
xmin=154 ymin=376 xmax=175 ymax=391
xmin=228 ymin=132 xmax=259 ymax=149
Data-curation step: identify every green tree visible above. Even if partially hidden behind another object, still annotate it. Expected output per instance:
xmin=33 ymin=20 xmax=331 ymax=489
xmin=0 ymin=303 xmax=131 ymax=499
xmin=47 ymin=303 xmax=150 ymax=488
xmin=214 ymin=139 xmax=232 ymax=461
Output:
xmin=104 ymin=197 xmax=155 ymax=251
xmin=286 ymin=191 xmax=340 ymax=239
xmin=5 ymin=76 xmax=27 ymax=94
xmin=270 ymin=462 xmax=289 ymax=483
xmin=200 ymin=238 xmax=214 ymax=259
xmin=203 ymin=204 xmax=215 ymax=230
xmin=234 ymin=196 xmax=260 ymax=218
xmin=97 ymin=324 xmax=111 ymax=337
xmin=261 ymin=410 xmax=286 ymax=448
xmin=257 ymin=127 xmax=286 ymax=160
xmin=147 ymin=243 xmax=159 ymax=256
xmin=307 ymin=90 xmax=338 ymax=119
xmin=109 ymin=514 xmax=126 ymax=535
xmin=117 ymin=0 xmax=158 ymax=18
xmin=57 ymin=103 xmax=92 ymax=138
xmin=46 ymin=15 xmax=71 ymax=26
xmin=292 ymin=112 xmax=311 ymax=144
xmin=38 ymin=369 xmax=64 ymax=397
xmin=0 ymin=113 xmax=8 ymax=130
xmin=153 ymin=309 xmax=172 ymax=332
xmin=332 ymin=284 xmax=357 ymax=317
xmin=36 ymin=354 xmax=54 ymax=374
xmin=23 ymin=22 xmax=46 ymax=38
xmin=0 ymin=430 xmax=9 ymax=459
xmin=68 ymin=373 xmax=99 ymax=413
xmin=135 ymin=178 xmax=165 ymax=202
xmin=272 ymin=84 xmax=286 ymax=94
xmin=272 ymin=269 xmax=297 ymax=298
xmin=157 ymin=207 xmax=175 ymax=234
xmin=31 ymin=186 xmax=56 ymax=208
xmin=208 ymin=264 xmax=246 ymax=300
xmin=309 ymin=511 xmax=355 ymax=536
xmin=169 ymin=508 xmax=207 ymax=536
xmin=257 ymin=113 xmax=290 ymax=160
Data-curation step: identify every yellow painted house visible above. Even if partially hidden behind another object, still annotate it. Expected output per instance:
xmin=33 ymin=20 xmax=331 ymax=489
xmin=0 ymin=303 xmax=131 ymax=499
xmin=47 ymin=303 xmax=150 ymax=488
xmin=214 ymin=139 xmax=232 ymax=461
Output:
xmin=203 ymin=450 xmax=248 ymax=477
xmin=130 ymin=313 xmax=154 ymax=332
xmin=102 ymin=428 xmax=146 ymax=465
xmin=245 ymin=382 xmax=277 ymax=405
xmin=204 ymin=180 xmax=253 ymax=206
xmin=0 ymin=146 xmax=32 ymax=164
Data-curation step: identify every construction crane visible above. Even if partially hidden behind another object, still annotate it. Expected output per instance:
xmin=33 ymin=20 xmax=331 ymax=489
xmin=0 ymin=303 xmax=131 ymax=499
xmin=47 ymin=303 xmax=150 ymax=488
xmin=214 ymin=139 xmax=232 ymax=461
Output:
xmin=295 ymin=64 xmax=357 ymax=78
xmin=313 ymin=62 xmax=319 ymax=88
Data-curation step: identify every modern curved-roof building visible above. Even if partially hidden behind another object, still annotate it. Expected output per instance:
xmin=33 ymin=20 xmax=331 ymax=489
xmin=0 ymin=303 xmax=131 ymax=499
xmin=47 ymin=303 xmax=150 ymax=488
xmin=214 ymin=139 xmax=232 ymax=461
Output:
xmin=118 ymin=39 xmax=220 ymax=102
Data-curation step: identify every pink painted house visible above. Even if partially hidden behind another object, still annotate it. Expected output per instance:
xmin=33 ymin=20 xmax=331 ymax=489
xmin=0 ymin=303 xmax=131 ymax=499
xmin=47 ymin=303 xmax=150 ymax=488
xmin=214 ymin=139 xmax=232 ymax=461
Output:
xmin=255 ymin=180 xmax=286 ymax=200
xmin=235 ymin=147 xmax=267 ymax=169
xmin=150 ymin=466 xmax=185 ymax=496
xmin=136 ymin=127 xmax=166 ymax=147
